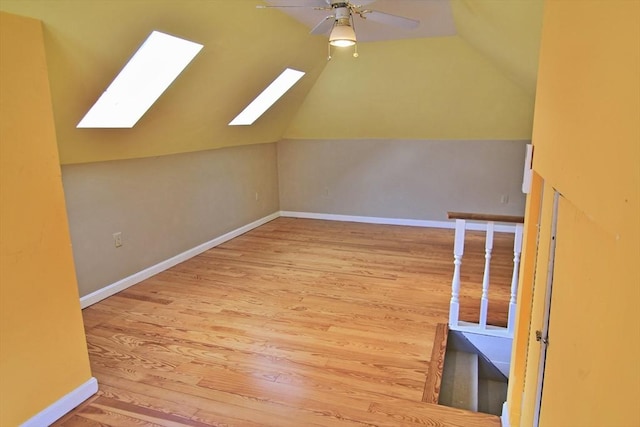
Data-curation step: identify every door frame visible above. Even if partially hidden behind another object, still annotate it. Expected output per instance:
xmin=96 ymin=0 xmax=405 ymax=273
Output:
xmin=532 ymin=190 xmax=560 ymax=426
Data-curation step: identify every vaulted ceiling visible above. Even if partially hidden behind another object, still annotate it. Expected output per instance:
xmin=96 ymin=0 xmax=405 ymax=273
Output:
xmin=0 ymin=0 xmax=543 ymax=164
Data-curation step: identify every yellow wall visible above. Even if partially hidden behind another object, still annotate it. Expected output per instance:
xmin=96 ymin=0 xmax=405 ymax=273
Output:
xmin=539 ymin=196 xmax=639 ymax=426
xmin=0 ymin=12 xmax=93 ymax=425
xmin=505 ymin=171 xmax=543 ymax=424
xmin=518 ymin=183 xmax=556 ymax=425
xmin=0 ymin=0 xmax=328 ymax=165
xmin=532 ymin=1 xmax=639 ymax=241
xmin=285 ymin=36 xmax=535 ymax=140
xmin=450 ymin=0 xmax=543 ymax=96
xmin=0 ymin=1 xmax=543 ymax=164
xmin=513 ymin=0 xmax=639 ymax=425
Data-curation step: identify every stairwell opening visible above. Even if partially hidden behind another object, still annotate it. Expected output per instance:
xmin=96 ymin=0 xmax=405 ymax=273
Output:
xmin=438 ymin=330 xmax=509 ymax=416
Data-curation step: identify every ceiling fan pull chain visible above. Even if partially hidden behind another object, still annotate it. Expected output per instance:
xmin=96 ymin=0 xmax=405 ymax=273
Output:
xmin=351 ymin=11 xmax=359 ymax=58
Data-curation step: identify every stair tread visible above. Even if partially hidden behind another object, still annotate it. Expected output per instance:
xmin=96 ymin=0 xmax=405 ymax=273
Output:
xmin=478 ymin=378 xmax=508 ymax=416
xmin=439 ymin=350 xmax=479 ymax=412
xmin=369 ymin=398 xmax=500 ymax=427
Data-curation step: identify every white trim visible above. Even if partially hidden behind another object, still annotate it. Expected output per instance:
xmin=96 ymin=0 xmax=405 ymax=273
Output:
xmin=279 ymin=211 xmax=517 ymax=233
xmin=21 ymin=377 xmax=98 ymax=427
xmin=81 ymin=210 xmax=518 ymax=309
xmin=80 ymin=212 xmax=279 ymax=308
xmin=522 ymin=143 xmax=533 ymax=194
xmin=450 ymin=321 xmax=513 ymax=338
xmin=501 ymin=401 xmax=511 ymax=427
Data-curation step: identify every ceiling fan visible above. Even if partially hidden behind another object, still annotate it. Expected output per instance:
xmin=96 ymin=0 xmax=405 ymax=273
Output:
xmin=258 ymin=0 xmax=420 ymax=58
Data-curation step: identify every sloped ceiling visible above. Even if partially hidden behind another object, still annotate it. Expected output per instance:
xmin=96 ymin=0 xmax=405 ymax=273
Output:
xmin=286 ymin=0 xmax=543 ymax=140
xmin=451 ymin=0 xmax=543 ymax=96
xmin=0 ymin=0 xmax=543 ymax=165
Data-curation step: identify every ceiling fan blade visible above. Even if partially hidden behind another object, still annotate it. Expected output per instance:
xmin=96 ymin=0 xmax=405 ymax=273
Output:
xmin=360 ymin=10 xmax=420 ymax=30
xmin=258 ymin=0 xmax=330 ymax=8
xmin=257 ymin=5 xmax=329 ymax=9
xmin=310 ymin=15 xmax=335 ymax=35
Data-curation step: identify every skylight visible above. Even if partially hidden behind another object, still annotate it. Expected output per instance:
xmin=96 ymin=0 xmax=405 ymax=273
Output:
xmin=77 ymin=31 xmax=203 ymax=128
xmin=229 ymin=68 xmax=305 ymax=126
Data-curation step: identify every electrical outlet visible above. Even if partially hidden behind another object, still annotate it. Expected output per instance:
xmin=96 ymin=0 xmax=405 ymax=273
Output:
xmin=113 ymin=232 xmax=123 ymax=248
xmin=255 ymin=191 xmax=259 ymax=201
xmin=500 ymin=194 xmax=509 ymax=204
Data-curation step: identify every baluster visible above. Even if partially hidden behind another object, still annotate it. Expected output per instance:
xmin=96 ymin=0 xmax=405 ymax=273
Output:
xmin=449 ymin=219 xmax=466 ymax=327
xmin=508 ymin=223 xmax=524 ymax=334
xmin=479 ymin=222 xmax=494 ymax=328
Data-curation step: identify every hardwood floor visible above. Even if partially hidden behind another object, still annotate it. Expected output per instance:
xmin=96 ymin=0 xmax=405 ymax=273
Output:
xmin=56 ymin=218 xmax=515 ymax=426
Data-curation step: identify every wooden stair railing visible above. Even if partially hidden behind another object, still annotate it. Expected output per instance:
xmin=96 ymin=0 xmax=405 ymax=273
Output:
xmin=447 ymin=212 xmax=524 ymax=338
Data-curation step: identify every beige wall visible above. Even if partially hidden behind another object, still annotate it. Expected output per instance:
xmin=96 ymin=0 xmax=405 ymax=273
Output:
xmin=62 ymin=143 xmax=279 ymax=297
xmin=0 ymin=12 xmax=92 ymax=425
xmin=66 ymin=138 xmax=527 ymax=299
xmin=278 ymin=139 xmax=527 ymax=221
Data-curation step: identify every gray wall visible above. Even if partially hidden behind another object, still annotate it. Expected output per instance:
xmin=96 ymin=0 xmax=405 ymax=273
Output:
xmin=62 ymin=143 xmax=279 ymax=297
xmin=277 ymin=139 xmax=527 ymax=221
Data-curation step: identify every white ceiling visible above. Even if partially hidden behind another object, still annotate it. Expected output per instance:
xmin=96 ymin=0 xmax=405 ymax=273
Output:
xmin=262 ymin=0 xmax=457 ymax=42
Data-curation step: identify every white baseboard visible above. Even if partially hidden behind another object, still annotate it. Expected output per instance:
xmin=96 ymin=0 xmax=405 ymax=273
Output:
xmin=279 ymin=211 xmax=517 ymax=233
xmin=501 ymin=401 xmax=511 ymax=427
xmin=80 ymin=212 xmax=280 ymax=308
xmin=21 ymin=377 xmax=98 ymax=427
xmin=81 ymin=210 xmax=516 ymax=309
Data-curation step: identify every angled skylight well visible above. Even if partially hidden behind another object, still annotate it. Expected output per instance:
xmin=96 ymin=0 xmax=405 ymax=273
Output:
xmin=229 ymin=68 xmax=305 ymax=126
xmin=77 ymin=31 xmax=203 ymax=128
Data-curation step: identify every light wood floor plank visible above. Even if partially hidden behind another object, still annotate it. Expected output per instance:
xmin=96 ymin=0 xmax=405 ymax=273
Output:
xmin=58 ymin=218 xmax=508 ymax=426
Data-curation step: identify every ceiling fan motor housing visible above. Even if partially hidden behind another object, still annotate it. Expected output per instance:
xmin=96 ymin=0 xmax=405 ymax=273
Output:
xmin=333 ymin=6 xmax=351 ymax=21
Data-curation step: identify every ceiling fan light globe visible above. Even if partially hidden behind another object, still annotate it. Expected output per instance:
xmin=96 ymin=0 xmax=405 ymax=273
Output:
xmin=330 ymin=39 xmax=356 ymax=47
xmin=329 ymin=25 xmax=356 ymax=47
